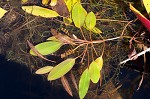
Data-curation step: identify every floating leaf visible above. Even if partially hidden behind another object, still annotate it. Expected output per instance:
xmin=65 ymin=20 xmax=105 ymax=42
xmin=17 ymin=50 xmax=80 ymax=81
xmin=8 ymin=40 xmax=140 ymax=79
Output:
xmin=128 ymin=48 xmax=138 ymax=60
xmin=48 ymin=58 xmax=75 ymax=80
xmin=30 ymin=41 xmax=63 ymax=56
xmin=66 ymin=0 xmax=73 ymax=12
xmin=51 ymin=29 xmax=76 ymax=45
xmin=22 ymin=6 xmax=59 ymax=18
xmin=63 ymin=17 xmax=72 ymax=25
xmin=22 ymin=0 xmax=28 ymax=4
xmin=84 ymin=25 xmax=102 ymax=34
xmin=66 ymin=0 xmax=80 ymax=12
xmin=73 ymin=0 xmax=80 ymax=4
xmin=35 ymin=66 xmax=53 ymax=74
xmin=61 ymin=76 xmax=73 ymax=96
xmin=51 ymin=0 xmax=69 ymax=17
xmin=129 ymin=4 xmax=150 ymax=31
xmin=143 ymin=0 xmax=150 ymax=17
xmin=42 ymin=0 xmax=49 ymax=5
xmin=88 ymin=61 xmax=100 ymax=83
xmin=95 ymin=56 xmax=103 ymax=70
xmin=79 ymin=69 xmax=90 ymax=99
xmin=85 ymin=12 xmax=96 ymax=30
xmin=91 ymin=27 xmax=102 ymax=34
xmin=27 ymin=40 xmax=55 ymax=62
xmin=0 ymin=7 xmax=7 ymax=18
xmin=47 ymin=36 xmax=60 ymax=42
xmin=72 ymin=2 xmax=87 ymax=28
xmin=50 ymin=0 xmax=57 ymax=6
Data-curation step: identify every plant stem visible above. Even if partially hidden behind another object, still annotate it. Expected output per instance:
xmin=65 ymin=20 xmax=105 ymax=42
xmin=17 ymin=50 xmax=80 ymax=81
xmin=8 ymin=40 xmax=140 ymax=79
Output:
xmin=91 ymin=36 xmax=120 ymax=44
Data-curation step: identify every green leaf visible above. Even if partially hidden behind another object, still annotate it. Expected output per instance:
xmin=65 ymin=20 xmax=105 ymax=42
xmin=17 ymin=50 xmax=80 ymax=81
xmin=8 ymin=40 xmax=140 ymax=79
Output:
xmin=85 ymin=12 xmax=96 ymax=30
xmin=30 ymin=41 xmax=62 ymax=56
xmin=35 ymin=66 xmax=53 ymax=74
xmin=72 ymin=3 xmax=87 ymax=28
xmin=79 ymin=69 xmax=90 ymax=99
xmin=95 ymin=56 xmax=103 ymax=70
xmin=0 ymin=7 xmax=7 ymax=18
xmin=88 ymin=61 xmax=100 ymax=83
xmin=48 ymin=58 xmax=75 ymax=80
xmin=22 ymin=6 xmax=59 ymax=18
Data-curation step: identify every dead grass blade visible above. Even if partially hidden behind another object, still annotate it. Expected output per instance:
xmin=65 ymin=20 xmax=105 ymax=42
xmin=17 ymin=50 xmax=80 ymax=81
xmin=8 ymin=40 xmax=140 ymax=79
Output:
xmin=61 ymin=76 xmax=73 ymax=96
xmin=27 ymin=40 xmax=55 ymax=62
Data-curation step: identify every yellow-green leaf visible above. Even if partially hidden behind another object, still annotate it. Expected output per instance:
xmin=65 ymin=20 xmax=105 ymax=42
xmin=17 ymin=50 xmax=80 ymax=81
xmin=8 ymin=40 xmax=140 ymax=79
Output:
xmin=66 ymin=0 xmax=73 ymax=12
xmin=91 ymin=27 xmax=102 ymax=34
xmin=79 ymin=69 xmax=90 ymax=99
xmin=73 ymin=0 xmax=80 ymax=4
xmin=48 ymin=58 xmax=75 ymax=80
xmin=22 ymin=6 xmax=59 ymax=18
xmin=85 ymin=12 xmax=96 ymax=30
xmin=72 ymin=3 xmax=87 ymax=28
xmin=35 ymin=66 xmax=53 ymax=74
xmin=95 ymin=56 xmax=103 ymax=70
xmin=88 ymin=61 xmax=100 ymax=83
xmin=63 ymin=17 xmax=72 ymax=25
xmin=83 ymin=25 xmax=102 ymax=34
xmin=42 ymin=0 xmax=49 ymax=5
xmin=30 ymin=41 xmax=63 ymax=56
xmin=0 ymin=7 xmax=7 ymax=18
xmin=66 ymin=0 xmax=80 ymax=12
xmin=50 ymin=0 xmax=57 ymax=6
xmin=47 ymin=36 xmax=60 ymax=42
xmin=143 ymin=0 xmax=150 ymax=17
xmin=22 ymin=0 xmax=28 ymax=4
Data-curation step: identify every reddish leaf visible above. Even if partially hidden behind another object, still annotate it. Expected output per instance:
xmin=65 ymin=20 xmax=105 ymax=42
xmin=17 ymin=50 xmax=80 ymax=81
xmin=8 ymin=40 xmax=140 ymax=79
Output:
xmin=129 ymin=4 xmax=150 ymax=31
xmin=51 ymin=0 xmax=69 ymax=17
xmin=128 ymin=48 xmax=138 ymax=60
xmin=61 ymin=76 xmax=73 ymax=96
xmin=51 ymin=29 xmax=76 ymax=45
xmin=70 ymin=71 xmax=78 ymax=91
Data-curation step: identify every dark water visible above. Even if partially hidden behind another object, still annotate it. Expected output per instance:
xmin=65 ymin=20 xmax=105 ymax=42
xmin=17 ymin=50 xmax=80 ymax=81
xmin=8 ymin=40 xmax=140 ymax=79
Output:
xmin=0 ymin=55 xmax=73 ymax=99
xmin=118 ymin=59 xmax=150 ymax=99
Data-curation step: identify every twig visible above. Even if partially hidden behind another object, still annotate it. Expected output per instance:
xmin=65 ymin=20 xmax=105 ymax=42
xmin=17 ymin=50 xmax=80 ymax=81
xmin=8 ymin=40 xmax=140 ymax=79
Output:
xmin=121 ymin=20 xmax=133 ymax=37
xmin=96 ymin=18 xmax=130 ymax=23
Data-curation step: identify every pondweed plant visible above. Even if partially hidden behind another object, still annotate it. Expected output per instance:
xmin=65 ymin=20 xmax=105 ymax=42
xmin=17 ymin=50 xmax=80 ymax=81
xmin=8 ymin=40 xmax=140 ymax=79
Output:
xmin=0 ymin=0 xmax=150 ymax=98
xmin=12 ymin=0 xmax=150 ymax=99
xmin=21 ymin=0 xmax=121 ymax=98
